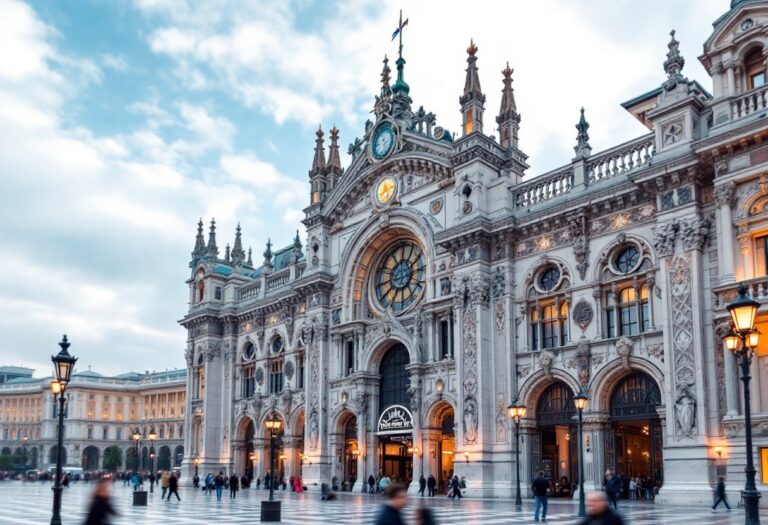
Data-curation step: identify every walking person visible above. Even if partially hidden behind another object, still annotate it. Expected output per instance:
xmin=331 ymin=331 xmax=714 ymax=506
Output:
xmin=229 ymin=472 xmax=239 ymax=499
xmin=415 ymin=506 xmax=437 ymax=525
xmin=368 ymin=474 xmax=376 ymax=494
xmin=83 ymin=478 xmax=118 ymax=525
xmin=374 ymin=483 xmax=408 ymax=525
xmin=379 ymin=474 xmax=390 ymax=495
xmin=712 ymin=477 xmax=731 ymax=511
xmin=605 ymin=469 xmax=621 ymax=509
xmin=166 ymin=472 xmax=181 ymax=501
xmin=214 ymin=471 xmax=225 ymax=501
xmin=629 ymin=478 xmax=637 ymax=500
xmin=577 ymin=491 xmax=625 ymax=525
xmin=449 ymin=475 xmax=462 ymax=500
xmin=532 ymin=470 xmax=549 ymax=522
xmin=160 ymin=471 xmax=169 ymax=499
xmin=418 ymin=475 xmax=426 ymax=496
xmin=427 ymin=474 xmax=436 ymax=497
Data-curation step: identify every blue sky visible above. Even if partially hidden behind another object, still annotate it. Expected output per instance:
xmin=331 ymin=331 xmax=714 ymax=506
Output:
xmin=0 ymin=0 xmax=727 ymax=375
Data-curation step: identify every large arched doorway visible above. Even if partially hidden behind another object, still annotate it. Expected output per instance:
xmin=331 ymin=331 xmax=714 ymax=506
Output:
xmin=242 ymin=419 xmax=255 ymax=480
xmin=377 ymin=343 xmax=412 ymax=484
xmin=342 ymin=416 xmax=358 ymax=485
xmin=534 ymin=382 xmax=577 ymax=497
xmin=263 ymin=417 xmax=285 ymax=487
xmin=435 ymin=404 xmax=455 ymax=494
xmin=157 ymin=446 xmax=171 ymax=471
xmin=82 ymin=446 xmax=99 ymax=471
xmin=126 ymin=448 xmax=138 ymax=471
xmin=174 ymin=445 xmax=184 ymax=467
xmin=606 ymin=372 xmax=663 ymax=486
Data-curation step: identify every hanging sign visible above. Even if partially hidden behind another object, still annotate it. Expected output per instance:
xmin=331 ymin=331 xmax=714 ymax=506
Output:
xmin=376 ymin=404 xmax=414 ymax=435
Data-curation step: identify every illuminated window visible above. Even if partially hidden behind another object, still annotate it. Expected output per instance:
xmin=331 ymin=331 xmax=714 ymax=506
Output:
xmin=761 ymin=448 xmax=768 ymax=483
xmin=756 ymin=235 xmax=768 ymax=277
xmin=746 ymin=49 xmax=766 ymax=90
xmin=465 ymin=110 xmax=474 ymax=134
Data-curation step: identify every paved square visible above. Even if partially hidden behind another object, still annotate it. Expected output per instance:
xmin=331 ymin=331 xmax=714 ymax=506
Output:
xmin=0 ymin=481 xmax=745 ymax=524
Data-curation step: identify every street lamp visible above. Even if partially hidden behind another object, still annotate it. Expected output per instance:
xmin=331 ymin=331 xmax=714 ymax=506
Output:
xmin=726 ymin=283 xmax=762 ymax=525
xmin=435 ymin=378 xmax=444 ymax=398
xmin=573 ymin=390 xmax=589 ymax=518
xmin=407 ymin=446 xmax=422 ymax=476
xmin=130 ymin=427 xmax=147 ymax=505
xmin=148 ymin=427 xmax=157 ymax=493
xmin=50 ymin=335 xmax=77 ymax=525
xmin=507 ymin=398 xmax=527 ymax=510
xmin=262 ymin=415 xmax=283 ymax=522
xmin=131 ymin=428 xmax=142 ymax=473
xmin=193 ymin=457 xmax=200 ymax=478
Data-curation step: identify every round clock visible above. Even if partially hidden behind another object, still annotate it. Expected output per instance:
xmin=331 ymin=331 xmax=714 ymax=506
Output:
xmin=371 ymin=122 xmax=396 ymax=160
xmin=375 ymin=177 xmax=397 ymax=206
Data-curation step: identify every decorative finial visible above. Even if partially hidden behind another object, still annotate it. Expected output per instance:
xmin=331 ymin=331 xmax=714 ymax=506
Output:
xmin=225 ymin=244 xmax=231 ymax=262
xmin=391 ymin=10 xmax=410 ymax=95
xmin=247 ymin=247 xmax=253 ymax=266
xmin=502 ymin=61 xmax=513 ymax=79
xmin=59 ymin=335 xmax=71 ymax=353
xmin=311 ymin=125 xmax=326 ymax=173
xmin=574 ymin=107 xmax=592 ymax=159
xmin=467 ymin=38 xmax=478 ymax=56
xmin=381 ymin=55 xmax=391 ymax=89
xmin=192 ymin=218 xmax=206 ymax=259
xmin=206 ymin=218 xmax=219 ymax=257
xmin=663 ymin=29 xmax=686 ymax=90
xmin=263 ymin=238 xmax=273 ymax=267
xmin=231 ymin=222 xmax=245 ymax=264
xmin=293 ymin=230 xmax=302 ymax=249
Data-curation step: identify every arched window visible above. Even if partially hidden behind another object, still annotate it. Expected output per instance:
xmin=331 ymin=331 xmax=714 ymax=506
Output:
xmin=197 ymin=281 xmax=205 ymax=302
xmin=379 ymin=343 xmax=410 ymax=411
xmin=528 ymin=264 xmax=570 ymax=351
xmin=242 ymin=342 xmax=256 ymax=398
xmin=601 ymin=242 xmax=654 ymax=339
xmin=537 ymin=382 xmax=576 ymax=425
xmin=269 ymin=359 xmax=284 ymax=394
xmin=271 ymin=336 xmax=284 ymax=354
xmin=610 ymin=372 xmax=661 ymax=420
xmin=746 ymin=48 xmax=766 ymax=90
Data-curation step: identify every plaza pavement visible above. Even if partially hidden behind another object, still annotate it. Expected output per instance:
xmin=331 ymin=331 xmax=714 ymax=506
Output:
xmin=0 ymin=480 xmax=745 ymax=524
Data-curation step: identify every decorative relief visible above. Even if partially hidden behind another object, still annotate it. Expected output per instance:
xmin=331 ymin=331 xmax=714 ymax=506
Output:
xmin=430 ymin=198 xmax=443 ymax=214
xmin=568 ymin=212 xmax=589 ymax=280
xmin=496 ymin=395 xmax=508 ymax=443
xmin=572 ymin=299 xmax=593 ymax=332
xmin=653 ymin=216 xmax=710 ymax=257
xmin=463 ymin=396 xmax=478 ymax=444
xmin=589 ymin=204 xmax=656 ymax=236
xmin=203 ymin=342 xmax=221 ymax=362
xmin=284 ymin=360 xmax=294 ymax=380
xmin=662 ymin=121 xmax=683 ymax=146
xmin=669 ymin=253 xmax=697 ymax=439
xmin=462 ymin=305 xmax=478 ymax=398
xmin=495 ymin=302 xmax=505 ymax=333
xmin=309 ymin=411 xmax=319 ymax=449
xmin=538 ymin=350 xmax=554 ymax=378
xmin=255 ymin=367 xmax=264 ymax=385
xmin=736 ymin=175 xmax=768 ymax=219
xmin=575 ymin=337 xmax=591 ymax=388
xmin=440 ymin=278 xmax=451 ymax=296
xmin=407 ymin=384 xmax=421 ymax=412
xmin=713 ymin=322 xmax=731 ymax=421
xmin=615 ymin=336 xmax=633 ymax=369
xmin=184 ymin=346 xmax=194 ymax=367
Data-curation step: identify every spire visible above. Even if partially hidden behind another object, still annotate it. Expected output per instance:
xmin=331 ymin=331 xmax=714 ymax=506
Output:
xmin=231 ymin=222 xmax=245 ymax=265
xmin=460 ymin=39 xmax=486 ymax=136
xmin=573 ymin=107 xmax=592 ymax=159
xmin=392 ymin=9 xmax=410 ymax=95
xmin=380 ymin=55 xmax=391 ymax=97
xmin=496 ymin=62 xmax=521 ymax=149
xmin=191 ymin=218 xmax=206 ymax=259
xmin=311 ymin=125 xmax=326 ymax=174
xmin=224 ymin=244 xmax=231 ymax=262
xmin=247 ymin=247 xmax=253 ymax=266
xmin=293 ymin=230 xmax=302 ymax=251
xmin=327 ymin=126 xmax=342 ymax=175
xmin=206 ymin=219 xmax=219 ymax=258
xmin=662 ymin=30 xmax=687 ymax=90
xmin=263 ymin=238 xmax=273 ymax=268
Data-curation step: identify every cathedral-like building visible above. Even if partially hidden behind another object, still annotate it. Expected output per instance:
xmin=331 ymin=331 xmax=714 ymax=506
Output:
xmin=181 ymin=0 xmax=768 ymax=504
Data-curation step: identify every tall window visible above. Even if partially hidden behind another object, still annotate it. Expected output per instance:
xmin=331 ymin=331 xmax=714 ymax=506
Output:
xmin=298 ymin=354 xmax=305 ymax=389
xmin=346 ymin=340 xmax=355 ymax=376
xmin=746 ymin=48 xmax=766 ymax=90
xmin=270 ymin=360 xmax=284 ymax=394
xmin=528 ymin=265 xmax=569 ymax=351
xmin=379 ymin=344 xmax=410 ymax=411
xmin=755 ymin=235 xmax=768 ymax=277
xmin=194 ymin=355 xmax=205 ymax=400
xmin=242 ymin=364 xmax=255 ymax=398
xmin=602 ymin=244 xmax=653 ymax=338
xmin=439 ymin=313 xmax=454 ymax=359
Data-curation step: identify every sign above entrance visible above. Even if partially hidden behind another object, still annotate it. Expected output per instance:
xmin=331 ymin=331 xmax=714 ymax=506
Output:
xmin=377 ymin=404 xmax=414 ymax=435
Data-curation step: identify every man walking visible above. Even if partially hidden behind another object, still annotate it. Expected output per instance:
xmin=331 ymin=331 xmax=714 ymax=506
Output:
xmin=449 ymin=475 xmax=462 ymax=500
xmin=532 ymin=470 xmax=549 ymax=523
xmin=427 ymin=474 xmax=436 ymax=497
xmin=605 ymin=469 xmax=621 ymax=509
xmin=418 ymin=475 xmax=426 ymax=496
xmin=166 ymin=472 xmax=181 ymax=501
xmin=712 ymin=477 xmax=731 ymax=511
xmin=577 ymin=492 xmax=624 ymax=525
xmin=374 ymin=483 xmax=408 ymax=525
xmin=229 ymin=472 xmax=240 ymax=499
xmin=160 ymin=471 xmax=169 ymax=499
xmin=214 ymin=471 xmax=225 ymax=501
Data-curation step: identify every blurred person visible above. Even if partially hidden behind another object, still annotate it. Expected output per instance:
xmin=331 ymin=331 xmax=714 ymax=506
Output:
xmin=83 ymin=478 xmax=118 ymax=525
xmin=374 ymin=483 xmax=407 ymax=525
xmin=712 ymin=476 xmax=731 ymax=511
xmin=415 ymin=506 xmax=437 ymax=525
xmin=532 ymin=469 xmax=549 ymax=522
xmin=577 ymin=491 xmax=624 ymax=525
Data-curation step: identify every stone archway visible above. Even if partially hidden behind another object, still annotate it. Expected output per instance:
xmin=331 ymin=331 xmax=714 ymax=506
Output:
xmin=425 ymin=401 xmax=455 ymax=494
xmin=82 ymin=446 xmax=99 ymax=471
xmin=157 ymin=445 xmax=171 ymax=471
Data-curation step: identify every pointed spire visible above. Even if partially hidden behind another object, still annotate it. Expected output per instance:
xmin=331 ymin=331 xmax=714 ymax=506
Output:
xmin=663 ymin=30 xmax=686 ymax=89
xmin=327 ymin=126 xmax=342 ymax=174
xmin=311 ymin=125 xmax=326 ymax=174
xmin=231 ymin=222 xmax=245 ymax=265
xmin=293 ymin=230 xmax=302 ymax=250
xmin=192 ymin=218 xmax=206 ymax=259
xmin=225 ymin=243 xmax=231 ymax=262
xmin=460 ymin=39 xmax=486 ymax=136
xmin=496 ymin=62 xmax=521 ymax=149
xmin=573 ymin=107 xmax=592 ymax=159
xmin=263 ymin=238 xmax=273 ymax=268
xmin=206 ymin=219 xmax=219 ymax=258
xmin=247 ymin=247 xmax=253 ymax=266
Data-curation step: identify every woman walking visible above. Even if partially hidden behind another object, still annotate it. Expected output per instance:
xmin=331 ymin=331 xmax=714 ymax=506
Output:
xmin=83 ymin=478 xmax=118 ymax=525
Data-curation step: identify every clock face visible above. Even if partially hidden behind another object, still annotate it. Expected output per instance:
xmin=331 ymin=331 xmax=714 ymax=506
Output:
xmin=374 ymin=242 xmax=426 ymax=314
xmin=371 ymin=123 xmax=395 ymax=160
xmin=376 ymin=177 xmax=397 ymax=205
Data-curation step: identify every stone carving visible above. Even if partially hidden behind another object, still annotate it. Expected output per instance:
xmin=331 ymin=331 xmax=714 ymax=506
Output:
xmin=572 ymin=299 xmax=593 ymax=332
xmin=407 ymin=385 xmax=421 ymax=412
xmin=517 ymin=365 xmax=532 ymax=378
xmin=538 ymin=350 xmax=554 ymax=378
xmin=309 ymin=412 xmax=319 ymax=449
xmin=654 ymin=217 xmax=711 ymax=257
xmin=463 ymin=396 xmax=478 ymax=444
xmin=255 ymin=367 xmax=264 ymax=385
xmin=675 ymin=386 xmax=696 ymax=439
xmin=568 ymin=212 xmax=589 ymax=280
xmin=452 ymin=273 xmax=491 ymax=308
xmin=284 ymin=360 xmax=294 ymax=380
xmin=492 ymin=266 xmax=506 ymax=298
xmin=203 ymin=342 xmax=221 ymax=362
xmin=184 ymin=346 xmax=194 ymax=367
xmin=615 ymin=336 xmax=633 ymax=369
xmin=714 ymin=181 xmax=736 ymax=208
xmin=663 ymin=122 xmax=683 ymax=145
xmin=496 ymin=395 xmax=507 ymax=443
xmin=647 ymin=344 xmax=664 ymax=361
xmin=282 ymin=389 xmax=292 ymax=412
xmin=653 ymin=221 xmax=678 ymax=258
xmin=713 ymin=322 xmax=731 ymax=419
xmin=495 ymin=301 xmax=505 ymax=333
xmin=575 ymin=337 xmax=591 ymax=388
xmin=462 ymin=305 xmax=478 ymax=397
xmin=440 ymin=278 xmax=451 ymax=296
xmin=669 ymin=253 xmax=697 ymax=437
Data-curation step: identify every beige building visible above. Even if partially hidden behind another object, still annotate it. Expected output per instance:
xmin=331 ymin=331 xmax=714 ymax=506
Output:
xmin=0 ymin=366 xmax=186 ymax=472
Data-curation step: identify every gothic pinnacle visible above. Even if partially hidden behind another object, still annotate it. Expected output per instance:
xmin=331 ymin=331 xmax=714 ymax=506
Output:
xmin=263 ymin=238 xmax=273 ymax=267
xmin=574 ymin=107 xmax=592 ymax=159
xmin=231 ymin=222 xmax=245 ymax=264
xmin=327 ymin=125 xmax=342 ymax=173
xmin=247 ymin=247 xmax=253 ymax=266
xmin=206 ymin=218 xmax=219 ymax=258
xmin=663 ymin=29 xmax=686 ymax=87
xmin=192 ymin=218 xmax=206 ymax=258
xmin=311 ymin=125 xmax=326 ymax=173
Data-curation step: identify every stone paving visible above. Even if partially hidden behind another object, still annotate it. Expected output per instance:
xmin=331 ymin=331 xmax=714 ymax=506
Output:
xmin=0 ymin=480 xmax=746 ymax=524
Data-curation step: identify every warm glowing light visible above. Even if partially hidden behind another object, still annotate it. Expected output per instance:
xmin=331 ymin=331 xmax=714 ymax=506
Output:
xmin=50 ymin=380 xmax=62 ymax=396
xmin=728 ymin=283 xmax=760 ymax=333
xmin=574 ymin=390 xmax=589 ymax=411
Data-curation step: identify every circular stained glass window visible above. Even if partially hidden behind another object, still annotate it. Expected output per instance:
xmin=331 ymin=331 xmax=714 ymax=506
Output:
xmin=615 ymin=246 xmax=640 ymax=274
xmin=374 ymin=242 xmax=426 ymax=314
xmin=538 ymin=267 xmax=561 ymax=292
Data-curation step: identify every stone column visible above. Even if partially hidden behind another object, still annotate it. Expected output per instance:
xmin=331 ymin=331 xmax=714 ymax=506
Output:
xmin=581 ymin=414 xmax=609 ymax=493
xmin=727 ymin=64 xmax=736 ymax=97
xmin=715 ymin=182 xmax=736 ymax=284
xmin=738 ymin=227 xmax=753 ymax=279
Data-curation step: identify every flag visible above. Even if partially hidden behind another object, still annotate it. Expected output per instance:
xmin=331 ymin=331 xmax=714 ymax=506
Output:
xmin=391 ymin=18 xmax=408 ymax=41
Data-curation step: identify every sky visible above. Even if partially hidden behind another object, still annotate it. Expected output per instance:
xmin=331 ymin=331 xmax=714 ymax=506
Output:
xmin=0 ymin=0 xmax=729 ymax=376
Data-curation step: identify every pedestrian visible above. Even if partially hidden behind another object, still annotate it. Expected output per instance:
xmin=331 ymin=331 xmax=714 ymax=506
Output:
xmin=241 ymin=474 xmax=248 ymax=489
xmin=418 ymin=474 xmax=426 ymax=496
xmin=166 ymin=472 xmax=181 ymax=501
xmin=415 ymin=507 xmax=437 ymax=525
xmin=368 ymin=474 xmax=376 ymax=494
xmin=264 ymin=472 xmax=271 ymax=491
xmin=646 ymin=477 xmax=656 ymax=501
xmin=229 ymin=472 xmax=239 ymax=499
xmin=161 ymin=471 xmax=170 ymax=499
xmin=605 ymin=469 xmax=621 ymax=509
xmin=379 ymin=474 xmax=390 ymax=495
xmin=205 ymin=473 xmax=214 ymax=494
xmin=256 ymin=475 xmax=262 ymax=490
xmin=214 ymin=471 xmax=225 ymax=501
xmin=577 ymin=491 xmax=625 ymax=525
xmin=83 ymin=478 xmax=118 ymax=525
xmin=427 ymin=474 xmax=436 ymax=497
xmin=449 ymin=475 xmax=462 ymax=500
xmin=712 ymin=476 xmax=731 ymax=511
xmin=193 ymin=473 xmax=200 ymax=488
xmin=130 ymin=472 xmax=140 ymax=491
xmin=148 ymin=472 xmax=156 ymax=488
xmin=532 ymin=469 xmax=549 ymax=522
xmin=629 ymin=477 xmax=637 ymax=500
xmin=62 ymin=473 xmax=70 ymax=489
xmin=374 ymin=483 xmax=408 ymax=525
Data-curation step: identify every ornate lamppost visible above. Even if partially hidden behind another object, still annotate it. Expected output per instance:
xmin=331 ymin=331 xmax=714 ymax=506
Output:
xmin=261 ymin=415 xmax=283 ymax=522
xmin=573 ymin=390 xmax=589 ymax=518
xmin=50 ymin=335 xmax=77 ymax=525
xmin=131 ymin=428 xmax=147 ymax=506
xmin=193 ymin=456 xmax=200 ymax=478
xmin=507 ymin=398 xmax=527 ymax=510
xmin=724 ymin=283 xmax=762 ymax=525
xmin=147 ymin=427 xmax=157 ymax=494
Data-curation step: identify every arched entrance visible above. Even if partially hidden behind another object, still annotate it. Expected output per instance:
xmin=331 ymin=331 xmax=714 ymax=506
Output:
xmin=242 ymin=419 xmax=255 ymax=480
xmin=606 ymin=372 xmax=663 ymax=485
xmin=263 ymin=417 xmax=285 ymax=486
xmin=30 ymin=447 xmax=38 ymax=468
xmin=157 ymin=446 xmax=171 ymax=471
xmin=174 ymin=445 xmax=184 ymax=467
xmin=377 ymin=343 xmax=413 ymax=484
xmin=534 ymin=382 xmax=577 ymax=497
xmin=82 ymin=446 xmax=99 ymax=471
xmin=126 ymin=448 xmax=138 ymax=471
xmin=141 ymin=446 xmax=149 ymax=471
xmin=342 ymin=416 xmax=358 ymax=485
xmin=435 ymin=405 xmax=455 ymax=494
xmin=49 ymin=446 xmax=67 ymax=466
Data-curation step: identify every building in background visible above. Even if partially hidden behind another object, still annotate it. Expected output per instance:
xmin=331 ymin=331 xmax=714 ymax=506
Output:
xmin=0 ymin=368 xmax=185 ymax=473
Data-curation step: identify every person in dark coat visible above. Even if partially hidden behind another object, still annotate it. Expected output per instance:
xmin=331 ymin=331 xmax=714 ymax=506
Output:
xmin=415 ymin=506 xmax=437 ymax=525
xmin=166 ymin=472 xmax=181 ymax=501
xmin=605 ymin=469 xmax=621 ymax=509
xmin=83 ymin=478 xmax=118 ymax=525
xmin=418 ymin=475 xmax=426 ymax=496
xmin=374 ymin=483 xmax=408 ymax=525
xmin=577 ymin=491 xmax=625 ymax=525
xmin=368 ymin=474 xmax=376 ymax=494
xmin=449 ymin=475 xmax=462 ymax=500
xmin=229 ymin=473 xmax=240 ymax=499
xmin=532 ymin=470 xmax=550 ymax=522
xmin=427 ymin=474 xmax=436 ymax=497
xmin=712 ymin=477 xmax=730 ymax=511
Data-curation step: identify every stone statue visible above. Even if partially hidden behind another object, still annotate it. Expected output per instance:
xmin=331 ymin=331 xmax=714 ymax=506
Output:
xmin=464 ymin=397 xmax=478 ymax=444
xmin=538 ymin=350 xmax=554 ymax=378
xmin=309 ymin=414 xmax=319 ymax=449
xmin=675 ymin=388 xmax=696 ymax=438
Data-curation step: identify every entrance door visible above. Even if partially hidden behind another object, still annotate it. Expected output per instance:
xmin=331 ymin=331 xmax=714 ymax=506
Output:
xmin=379 ymin=435 xmax=412 ymax=483
xmin=535 ymin=382 xmax=577 ymax=497
xmin=437 ymin=411 xmax=455 ymax=493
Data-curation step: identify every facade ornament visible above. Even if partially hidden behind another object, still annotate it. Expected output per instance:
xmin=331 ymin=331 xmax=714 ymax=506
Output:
xmin=263 ymin=238 xmax=273 ymax=268
xmin=284 ymin=360 xmax=294 ymax=380
xmin=255 ymin=367 xmax=264 ymax=385
xmin=615 ymin=336 xmax=633 ymax=369
xmin=653 ymin=220 xmax=678 ymax=258
xmin=495 ymin=301 xmax=505 ymax=333
xmin=675 ymin=385 xmax=696 ymax=439
xmin=572 ymin=299 xmax=594 ymax=331
xmin=538 ymin=350 xmax=554 ymax=378
xmin=191 ymin=218 xmax=207 ymax=259
xmin=282 ymin=389 xmax=292 ymax=413
xmin=407 ymin=384 xmax=421 ymax=412
xmin=714 ymin=181 xmax=736 ymax=208
xmin=495 ymin=394 xmax=508 ymax=443
xmin=309 ymin=412 xmax=319 ymax=449
xmin=463 ymin=396 xmax=479 ymax=444
xmin=575 ymin=337 xmax=591 ymax=388
xmin=231 ymin=223 xmax=246 ymax=265
xmin=568 ymin=210 xmax=590 ymax=280
xmin=206 ymin=218 xmax=219 ymax=258
xmin=573 ymin=107 xmax=592 ymax=159
xmin=492 ymin=266 xmax=506 ymax=298
xmin=184 ymin=346 xmax=194 ymax=367
xmin=669 ymin=253 xmax=697 ymax=437
xmin=203 ymin=342 xmax=221 ymax=362
xmin=462 ymin=305 xmax=479 ymax=398
xmin=653 ymin=216 xmax=710 ymax=257
xmin=662 ymin=30 xmax=687 ymax=91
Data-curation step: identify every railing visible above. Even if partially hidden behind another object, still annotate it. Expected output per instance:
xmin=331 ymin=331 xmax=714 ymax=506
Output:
xmin=265 ymin=269 xmax=291 ymax=293
xmin=514 ymin=167 xmax=574 ymax=208
xmin=714 ymin=276 xmax=768 ymax=309
xmin=587 ymin=134 xmax=655 ymax=184
xmin=731 ymin=85 xmax=768 ymax=120
xmin=238 ymin=281 xmax=262 ymax=301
